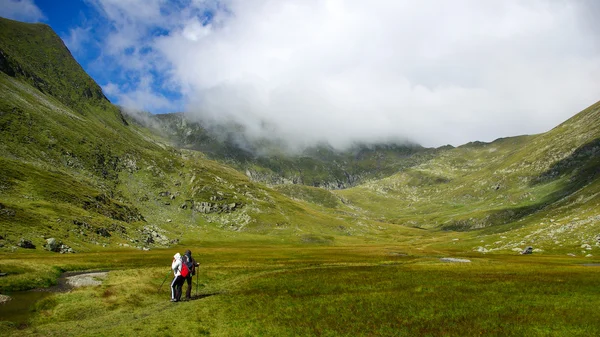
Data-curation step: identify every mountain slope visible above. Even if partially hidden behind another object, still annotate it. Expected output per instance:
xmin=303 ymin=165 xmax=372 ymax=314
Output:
xmin=1 ymin=18 xmax=396 ymax=252
xmin=140 ymin=111 xmax=448 ymax=189
xmin=337 ymin=101 xmax=600 ymax=251
xmin=0 ymin=18 xmax=109 ymax=111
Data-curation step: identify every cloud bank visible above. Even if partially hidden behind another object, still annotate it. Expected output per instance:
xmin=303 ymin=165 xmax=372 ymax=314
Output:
xmin=0 ymin=0 xmax=45 ymax=22
xmin=86 ymin=0 xmax=600 ymax=148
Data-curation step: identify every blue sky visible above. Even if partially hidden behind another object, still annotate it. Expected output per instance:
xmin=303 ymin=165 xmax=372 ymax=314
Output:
xmin=1 ymin=0 xmax=599 ymax=148
xmin=36 ymin=0 xmax=186 ymax=114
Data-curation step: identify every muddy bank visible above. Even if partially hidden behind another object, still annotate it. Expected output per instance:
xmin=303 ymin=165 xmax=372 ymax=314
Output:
xmin=1 ymin=270 xmax=110 ymax=326
xmin=32 ymin=270 xmax=109 ymax=293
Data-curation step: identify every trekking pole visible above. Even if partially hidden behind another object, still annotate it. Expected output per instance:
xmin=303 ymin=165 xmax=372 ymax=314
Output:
xmin=195 ymin=267 xmax=199 ymax=297
xmin=157 ymin=270 xmax=171 ymax=294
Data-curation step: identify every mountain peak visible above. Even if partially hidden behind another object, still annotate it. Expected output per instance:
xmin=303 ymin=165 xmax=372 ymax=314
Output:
xmin=0 ymin=17 xmax=107 ymax=110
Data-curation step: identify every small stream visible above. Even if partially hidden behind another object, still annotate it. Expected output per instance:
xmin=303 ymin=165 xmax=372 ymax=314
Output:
xmin=0 ymin=270 xmax=108 ymax=326
xmin=0 ymin=291 xmax=53 ymax=326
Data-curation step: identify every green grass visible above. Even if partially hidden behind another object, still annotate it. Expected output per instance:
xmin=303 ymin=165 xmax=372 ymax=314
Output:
xmin=2 ymin=245 xmax=599 ymax=336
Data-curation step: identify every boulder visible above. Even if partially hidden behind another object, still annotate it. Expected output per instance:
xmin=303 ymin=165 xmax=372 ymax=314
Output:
xmin=520 ymin=246 xmax=533 ymax=255
xmin=17 ymin=238 xmax=36 ymax=249
xmin=45 ymin=238 xmax=60 ymax=252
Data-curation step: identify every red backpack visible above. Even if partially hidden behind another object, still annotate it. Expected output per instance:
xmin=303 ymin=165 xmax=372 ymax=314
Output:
xmin=180 ymin=259 xmax=190 ymax=278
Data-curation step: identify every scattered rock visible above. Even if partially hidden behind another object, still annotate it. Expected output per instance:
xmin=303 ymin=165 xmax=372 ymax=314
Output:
xmin=59 ymin=244 xmax=75 ymax=254
xmin=440 ymin=258 xmax=471 ymax=263
xmin=45 ymin=238 xmax=75 ymax=253
xmin=567 ymin=253 xmax=576 ymax=257
xmin=581 ymin=244 xmax=592 ymax=250
xmin=193 ymin=201 xmax=242 ymax=214
xmin=17 ymin=238 xmax=36 ymax=249
xmin=0 ymin=294 xmax=11 ymax=304
xmin=139 ymin=225 xmax=171 ymax=246
xmin=475 ymin=246 xmax=488 ymax=253
xmin=585 ymin=254 xmax=593 ymax=258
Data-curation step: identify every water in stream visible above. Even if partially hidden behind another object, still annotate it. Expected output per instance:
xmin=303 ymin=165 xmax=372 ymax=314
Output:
xmin=0 ymin=290 xmax=54 ymax=325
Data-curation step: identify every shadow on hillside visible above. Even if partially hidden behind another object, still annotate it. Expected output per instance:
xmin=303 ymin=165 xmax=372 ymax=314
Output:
xmin=188 ymin=292 xmax=220 ymax=301
xmin=531 ymin=138 xmax=600 ymax=187
xmin=443 ymin=138 xmax=600 ymax=231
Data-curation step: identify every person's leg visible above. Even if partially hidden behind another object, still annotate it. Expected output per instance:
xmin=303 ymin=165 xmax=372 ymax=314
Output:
xmin=176 ymin=276 xmax=184 ymax=301
xmin=185 ymin=276 xmax=192 ymax=299
xmin=170 ymin=276 xmax=177 ymax=301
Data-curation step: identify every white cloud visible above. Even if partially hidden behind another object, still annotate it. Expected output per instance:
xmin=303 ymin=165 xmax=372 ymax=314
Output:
xmin=90 ymin=0 xmax=600 ymax=148
xmin=62 ymin=26 xmax=92 ymax=55
xmin=102 ymin=77 xmax=172 ymax=112
xmin=0 ymin=0 xmax=45 ymax=22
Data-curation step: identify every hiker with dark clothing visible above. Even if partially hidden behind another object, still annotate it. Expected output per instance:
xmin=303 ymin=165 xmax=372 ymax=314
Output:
xmin=183 ymin=249 xmax=200 ymax=300
xmin=171 ymin=253 xmax=185 ymax=302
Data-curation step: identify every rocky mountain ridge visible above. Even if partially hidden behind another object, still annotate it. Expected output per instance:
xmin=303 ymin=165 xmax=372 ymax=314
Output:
xmin=138 ymin=111 xmax=447 ymax=189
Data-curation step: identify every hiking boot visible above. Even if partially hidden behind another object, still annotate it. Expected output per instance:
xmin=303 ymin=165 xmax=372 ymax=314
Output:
xmin=170 ymin=298 xmax=178 ymax=302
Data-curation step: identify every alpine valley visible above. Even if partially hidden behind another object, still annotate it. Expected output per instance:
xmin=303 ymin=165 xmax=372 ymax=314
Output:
xmin=1 ymin=17 xmax=599 ymax=336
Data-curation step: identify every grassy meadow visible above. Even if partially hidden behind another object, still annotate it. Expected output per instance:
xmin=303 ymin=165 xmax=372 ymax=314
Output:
xmin=1 ymin=243 xmax=599 ymax=336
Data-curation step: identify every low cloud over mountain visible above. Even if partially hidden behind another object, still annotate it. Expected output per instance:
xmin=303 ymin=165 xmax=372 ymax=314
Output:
xmin=64 ymin=0 xmax=600 ymax=148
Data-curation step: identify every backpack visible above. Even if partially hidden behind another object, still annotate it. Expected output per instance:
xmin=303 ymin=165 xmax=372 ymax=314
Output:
xmin=182 ymin=254 xmax=195 ymax=277
xmin=180 ymin=258 xmax=190 ymax=278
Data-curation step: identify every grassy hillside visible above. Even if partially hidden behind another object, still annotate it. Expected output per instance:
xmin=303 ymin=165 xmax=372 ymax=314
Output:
xmin=337 ymin=101 xmax=600 ymax=253
xmin=0 ymin=17 xmax=398 ymax=255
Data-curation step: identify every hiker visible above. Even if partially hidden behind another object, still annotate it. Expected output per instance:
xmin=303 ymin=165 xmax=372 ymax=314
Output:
xmin=182 ymin=249 xmax=200 ymax=300
xmin=170 ymin=253 xmax=185 ymax=302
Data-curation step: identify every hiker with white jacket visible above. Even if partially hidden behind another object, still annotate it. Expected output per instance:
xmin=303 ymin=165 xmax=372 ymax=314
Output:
xmin=171 ymin=253 xmax=185 ymax=302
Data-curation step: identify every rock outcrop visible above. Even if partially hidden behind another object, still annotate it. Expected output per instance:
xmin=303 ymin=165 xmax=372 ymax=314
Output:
xmin=17 ymin=238 xmax=35 ymax=249
xmin=45 ymin=238 xmax=75 ymax=253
